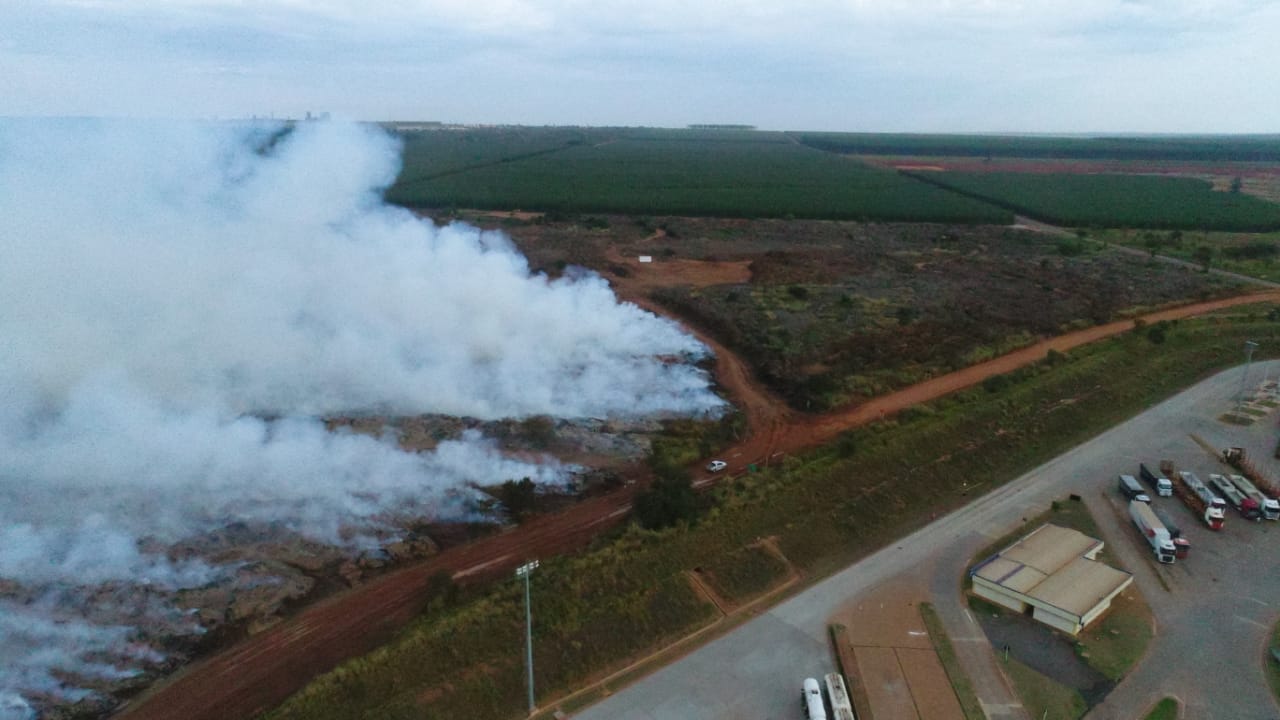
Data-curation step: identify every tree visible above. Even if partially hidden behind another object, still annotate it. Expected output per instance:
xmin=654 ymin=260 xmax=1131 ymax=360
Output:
xmin=634 ymin=470 xmax=700 ymax=530
xmin=498 ymin=477 xmax=538 ymax=521
xmin=1230 ymin=176 xmax=1244 ymax=194
xmin=1192 ymin=245 xmax=1214 ymax=271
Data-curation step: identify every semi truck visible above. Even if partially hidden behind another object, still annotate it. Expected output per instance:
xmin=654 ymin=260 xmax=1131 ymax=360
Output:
xmin=1138 ymin=463 xmax=1174 ymax=497
xmin=824 ymin=673 xmax=857 ymax=720
xmin=1209 ymin=473 xmax=1262 ymax=521
xmin=1228 ymin=474 xmax=1280 ymax=521
xmin=1130 ymin=500 xmax=1177 ymax=563
xmin=802 ymin=678 xmax=827 ymax=720
xmin=1176 ymin=471 xmax=1226 ymax=530
xmin=1118 ymin=474 xmax=1151 ymax=503
xmin=1152 ymin=506 xmax=1191 ymax=558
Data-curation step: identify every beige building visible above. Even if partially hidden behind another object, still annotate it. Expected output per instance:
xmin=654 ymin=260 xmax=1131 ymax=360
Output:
xmin=970 ymin=523 xmax=1133 ymax=636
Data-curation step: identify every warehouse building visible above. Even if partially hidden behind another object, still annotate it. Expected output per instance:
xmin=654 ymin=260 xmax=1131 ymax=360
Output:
xmin=970 ymin=523 xmax=1133 ymax=636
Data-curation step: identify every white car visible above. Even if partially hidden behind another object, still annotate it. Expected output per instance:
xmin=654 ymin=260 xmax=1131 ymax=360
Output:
xmin=706 ymin=460 xmax=728 ymax=473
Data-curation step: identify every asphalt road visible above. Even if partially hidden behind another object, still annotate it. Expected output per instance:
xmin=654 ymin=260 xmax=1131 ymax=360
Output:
xmin=574 ymin=361 xmax=1280 ymax=720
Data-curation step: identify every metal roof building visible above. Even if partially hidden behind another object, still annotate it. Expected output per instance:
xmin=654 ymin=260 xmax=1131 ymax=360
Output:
xmin=970 ymin=523 xmax=1134 ymax=636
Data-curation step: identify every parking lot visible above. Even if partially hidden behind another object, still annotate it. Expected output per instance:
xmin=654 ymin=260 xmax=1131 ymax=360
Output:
xmin=575 ymin=363 xmax=1280 ymax=720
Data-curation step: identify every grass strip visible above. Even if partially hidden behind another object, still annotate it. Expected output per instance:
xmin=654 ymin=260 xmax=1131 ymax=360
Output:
xmin=1002 ymin=658 xmax=1088 ymax=720
xmin=918 ymin=603 xmax=985 ymax=720
xmin=1267 ymin=619 xmax=1280 ymax=706
xmin=1143 ymin=697 xmax=1180 ymax=720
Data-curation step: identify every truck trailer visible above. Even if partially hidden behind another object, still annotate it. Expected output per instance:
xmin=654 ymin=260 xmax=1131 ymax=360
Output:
xmin=1130 ymin=500 xmax=1177 ymax=563
xmin=1118 ymin=474 xmax=1151 ymax=503
xmin=1152 ymin=506 xmax=1191 ymax=558
xmin=1139 ymin=463 xmax=1174 ymax=497
xmin=1209 ymin=473 xmax=1262 ymax=521
xmin=1177 ymin=471 xmax=1227 ymax=530
xmin=1228 ymin=474 xmax=1280 ymax=520
xmin=824 ymin=673 xmax=857 ymax=720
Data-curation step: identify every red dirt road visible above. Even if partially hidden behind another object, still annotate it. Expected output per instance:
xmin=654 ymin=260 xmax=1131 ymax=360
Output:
xmin=116 ymin=289 xmax=1280 ymax=720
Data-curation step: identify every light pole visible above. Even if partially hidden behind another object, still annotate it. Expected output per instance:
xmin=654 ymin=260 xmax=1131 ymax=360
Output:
xmin=1238 ymin=340 xmax=1259 ymax=411
xmin=516 ymin=559 xmax=539 ymax=716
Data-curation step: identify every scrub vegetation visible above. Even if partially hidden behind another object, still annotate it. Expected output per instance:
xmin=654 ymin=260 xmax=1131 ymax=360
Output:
xmin=1105 ymin=228 xmax=1280 ymax=282
xmin=267 ymin=308 xmax=1280 ymax=720
xmin=499 ymin=215 xmax=1242 ymax=412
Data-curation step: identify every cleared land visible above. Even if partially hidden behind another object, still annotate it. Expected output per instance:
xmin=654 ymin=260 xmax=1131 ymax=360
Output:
xmin=499 ymin=215 xmax=1244 ymax=411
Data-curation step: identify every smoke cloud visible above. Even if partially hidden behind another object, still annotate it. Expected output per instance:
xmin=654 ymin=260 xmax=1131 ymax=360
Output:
xmin=0 ymin=118 xmax=721 ymax=713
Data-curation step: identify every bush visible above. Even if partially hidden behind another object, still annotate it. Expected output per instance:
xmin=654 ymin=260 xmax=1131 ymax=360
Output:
xmin=634 ymin=473 xmax=700 ymax=530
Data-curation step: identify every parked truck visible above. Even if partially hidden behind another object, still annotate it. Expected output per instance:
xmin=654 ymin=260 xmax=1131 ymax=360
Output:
xmin=1209 ymin=473 xmax=1262 ymax=521
xmin=1152 ymin=506 xmax=1191 ymax=558
xmin=802 ymin=678 xmax=827 ymax=720
xmin=1228 ymin=474 xmax=1279 ymax=520
xmin=1130 ymin=500 xmax=1177 ymax=563
xmin=824 ymin=673 xmax=857 ymax=720
xmin=1139 ymin=463 xmax=1173 ymax=497
xmin=1129 ymin=500 xmax=1177 ymax=563
xmin=1118 ymin=474 xmax=1151 ymax=503
xmin=1176 ymin=471 xmax=1227 ymax=530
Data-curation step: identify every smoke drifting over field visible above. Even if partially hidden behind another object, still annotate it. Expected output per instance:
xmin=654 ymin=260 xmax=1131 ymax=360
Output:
xmin=0 ymin=119 xmax=721 ymax=714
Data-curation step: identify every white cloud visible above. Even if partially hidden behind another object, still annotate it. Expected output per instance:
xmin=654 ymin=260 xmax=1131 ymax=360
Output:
xmin=1 ymin=2 xmax=1278 ymax=135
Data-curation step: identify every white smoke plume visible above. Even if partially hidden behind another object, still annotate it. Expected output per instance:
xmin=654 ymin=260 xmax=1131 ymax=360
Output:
xmin=0 ymin=118 xmax=722 ymax=712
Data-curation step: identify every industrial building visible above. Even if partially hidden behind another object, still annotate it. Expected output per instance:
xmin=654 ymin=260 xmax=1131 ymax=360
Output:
xmin=970 ymin=523 xmax=1133 ymax=636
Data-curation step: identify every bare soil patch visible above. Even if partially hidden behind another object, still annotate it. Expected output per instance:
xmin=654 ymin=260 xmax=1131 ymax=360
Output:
xmin=898 ymin=647 xmax=965 ymax=720
xmin=832 ymin=577 xmax=963 ymax=720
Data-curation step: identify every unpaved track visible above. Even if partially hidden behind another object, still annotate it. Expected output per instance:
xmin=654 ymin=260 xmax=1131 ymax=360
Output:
xmin=116 ymin=289 xmax=1280 ymax=720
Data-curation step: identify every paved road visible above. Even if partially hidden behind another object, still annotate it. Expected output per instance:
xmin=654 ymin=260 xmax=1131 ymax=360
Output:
xmin=575 ymin=362 xmax=1280 ymax=720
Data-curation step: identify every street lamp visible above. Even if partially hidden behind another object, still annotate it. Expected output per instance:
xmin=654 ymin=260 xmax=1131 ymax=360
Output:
xmin=1238 ymin=340 xmax=1259 ymax=411
xmin=515 ymin=560 xmax=539 ymax=716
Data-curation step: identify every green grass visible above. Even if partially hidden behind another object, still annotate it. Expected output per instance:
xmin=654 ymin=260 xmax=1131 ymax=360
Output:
xmin=919 ymin=603 xmax=985 ymax=720
xmin=698 ymin=544 xmax=790 ymax=604
xmin=1104 ymin=228 xmax=1280 ymax=283
xmin=1074 ymin=590 xmax=1154 ymax=682
xmin=795 ymin=132 xmax=1280 ymax=163
xmin=1267 ymin=618 xmax=1280 ymax=705
xmin=267 ymin=311 xmax=1280 ymax=720
xmin=1143 ymin=697 xmax=1180 ymax=720
xmin=386 ymin=131 xmax=1012 ymax=223
xmin=912 ymin=172 xmax=1280 ymax=231
xmin=1003 ymin=658 xmax=1089 ymax=720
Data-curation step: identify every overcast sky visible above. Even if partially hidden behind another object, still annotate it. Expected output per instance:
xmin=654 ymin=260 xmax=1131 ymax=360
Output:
xmin=2 ymin=0 xmax=1277 ymax=133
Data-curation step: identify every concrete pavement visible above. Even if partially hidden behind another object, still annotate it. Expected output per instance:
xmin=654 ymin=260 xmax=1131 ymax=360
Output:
xmin=574 ymin=362 xmax=1280 ymax=720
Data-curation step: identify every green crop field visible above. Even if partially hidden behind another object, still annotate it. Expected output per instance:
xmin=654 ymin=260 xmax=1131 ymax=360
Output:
xmin=267 ymin=307 xmax=1280 ymax=720
xmin=796 ymin=132 xmax=1280 ymax=163
xmin=911 ymin=172 xmax=1280 ymax=231
xmin=386 ymin=131 xmax=1012 ymax=224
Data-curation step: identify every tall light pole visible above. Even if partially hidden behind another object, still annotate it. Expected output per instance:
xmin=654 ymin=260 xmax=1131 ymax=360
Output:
xmin=516 ymin=559 xmax=539 ymax=716
xmin=1238 ymin=340 xmax=1259 ymax=411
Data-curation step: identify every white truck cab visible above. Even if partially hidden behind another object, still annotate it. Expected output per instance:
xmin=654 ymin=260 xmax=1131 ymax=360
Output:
xmin=802 ymin=678 xmax=827 ymax=720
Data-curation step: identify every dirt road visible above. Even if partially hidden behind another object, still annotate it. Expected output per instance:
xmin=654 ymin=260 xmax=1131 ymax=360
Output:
xmin=116 ymin=288 xmax=1280 ymax=720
